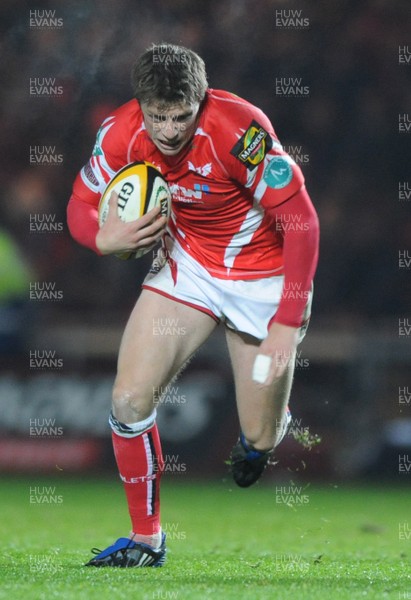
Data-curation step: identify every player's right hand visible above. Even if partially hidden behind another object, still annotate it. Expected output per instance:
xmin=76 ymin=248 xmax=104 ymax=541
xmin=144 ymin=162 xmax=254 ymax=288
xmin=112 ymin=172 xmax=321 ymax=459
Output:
xmin=96 ymin=191 xmax=167 ymax=255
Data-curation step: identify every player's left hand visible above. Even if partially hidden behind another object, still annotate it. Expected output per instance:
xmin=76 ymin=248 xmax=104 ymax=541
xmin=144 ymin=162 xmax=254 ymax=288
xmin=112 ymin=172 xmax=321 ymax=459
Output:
xmin=253 ymin=322 xmax=299 ymax=386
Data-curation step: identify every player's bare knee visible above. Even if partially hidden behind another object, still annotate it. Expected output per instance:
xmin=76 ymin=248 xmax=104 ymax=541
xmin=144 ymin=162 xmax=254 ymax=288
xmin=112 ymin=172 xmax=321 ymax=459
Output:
xmin=112 ymin=382 xmax=153 ymax=422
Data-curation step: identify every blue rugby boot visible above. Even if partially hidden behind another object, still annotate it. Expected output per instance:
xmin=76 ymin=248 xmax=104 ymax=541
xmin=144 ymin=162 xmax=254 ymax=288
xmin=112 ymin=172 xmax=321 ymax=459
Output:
xmin=85 ymin=532 xmax=166 ymax=567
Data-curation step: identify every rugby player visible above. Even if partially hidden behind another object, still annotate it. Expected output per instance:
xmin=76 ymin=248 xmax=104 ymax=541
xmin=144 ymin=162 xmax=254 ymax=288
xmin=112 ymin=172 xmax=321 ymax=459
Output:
xmin=67 ymin=44 xmax=319 ymax=568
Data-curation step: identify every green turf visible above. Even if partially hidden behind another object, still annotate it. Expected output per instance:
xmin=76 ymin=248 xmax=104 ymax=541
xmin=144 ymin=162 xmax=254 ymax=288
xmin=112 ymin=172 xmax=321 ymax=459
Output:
xmin=0 ymin=476 xmax=409 ymax=599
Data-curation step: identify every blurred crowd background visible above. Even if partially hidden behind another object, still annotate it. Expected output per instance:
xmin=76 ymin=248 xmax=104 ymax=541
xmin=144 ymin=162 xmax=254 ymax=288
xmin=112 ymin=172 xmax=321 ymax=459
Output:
xmin=0 ymin=0 xmax=410 ymax=480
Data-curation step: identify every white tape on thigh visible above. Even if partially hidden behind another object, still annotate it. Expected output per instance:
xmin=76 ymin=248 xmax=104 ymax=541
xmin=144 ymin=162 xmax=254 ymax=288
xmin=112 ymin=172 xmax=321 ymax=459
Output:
xmin=252 ymin=354 xmax=272 ymax=384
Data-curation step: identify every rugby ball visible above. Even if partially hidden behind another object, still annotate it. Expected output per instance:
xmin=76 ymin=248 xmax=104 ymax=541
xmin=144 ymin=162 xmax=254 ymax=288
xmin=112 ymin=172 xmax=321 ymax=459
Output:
xmin=98 ymin=161 xmax=171 ymax=259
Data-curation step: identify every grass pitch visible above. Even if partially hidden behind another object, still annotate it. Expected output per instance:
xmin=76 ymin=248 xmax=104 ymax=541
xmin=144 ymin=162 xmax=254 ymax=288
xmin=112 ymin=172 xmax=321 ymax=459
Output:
xmin=0 ymin=477 xmax=409 ymax=599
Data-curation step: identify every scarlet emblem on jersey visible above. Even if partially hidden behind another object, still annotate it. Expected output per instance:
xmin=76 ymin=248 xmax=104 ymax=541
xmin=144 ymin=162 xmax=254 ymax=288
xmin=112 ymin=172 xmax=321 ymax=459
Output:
xmin=187 ymin=161 xmax=212 ymax=177
xmin=230 ymin=120 xmax=273 ymax=170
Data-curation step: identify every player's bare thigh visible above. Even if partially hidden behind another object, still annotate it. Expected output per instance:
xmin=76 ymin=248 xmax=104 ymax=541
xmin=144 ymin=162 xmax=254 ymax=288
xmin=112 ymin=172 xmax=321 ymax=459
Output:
xmin=113 ymin=289 xmax=217 ymax=423
xmin=225 ymin=328 xmax=295 ymax=450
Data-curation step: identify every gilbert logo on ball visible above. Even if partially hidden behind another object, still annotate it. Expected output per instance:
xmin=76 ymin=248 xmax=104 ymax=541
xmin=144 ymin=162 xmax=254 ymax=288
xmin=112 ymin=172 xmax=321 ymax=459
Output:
xmin=98 ymin=161 xmax=171 ymax=259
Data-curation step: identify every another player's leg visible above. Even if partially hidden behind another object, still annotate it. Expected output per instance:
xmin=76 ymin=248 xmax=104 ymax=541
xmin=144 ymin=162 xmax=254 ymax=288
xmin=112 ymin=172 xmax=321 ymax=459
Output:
xmin=226 ymin=328 xmax=295 ymax=488
xmin=86 ymin=289 xmax=217 ymax=567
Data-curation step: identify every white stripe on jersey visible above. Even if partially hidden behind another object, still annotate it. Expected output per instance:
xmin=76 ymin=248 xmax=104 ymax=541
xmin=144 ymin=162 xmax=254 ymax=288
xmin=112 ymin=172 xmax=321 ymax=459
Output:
xmin=143 ymin=433 xmax=154 ymax=516
xmin=223 ymin=202 xmax=264 ymax=269
xmin=100 ymin=151 xmax=117 ymax=179
xmin=93 ymin=118 xmax=115 ymax=156
xmin=168 ymin=213 xmax=186 ymax=240
xmin=245 ymin=164 xmax=259 ymax=189
xmin=127 ymin=124 xmax=145 ymax=163
xmin=80 ymin=120 xmax=117 ymax=193
xmin=93 ymin=119 xmax=116 ymax=184
xmin=253 ymin=175 xmax=268 ymax=203
xmin=92 ymin=153 xmax=116 ymax=188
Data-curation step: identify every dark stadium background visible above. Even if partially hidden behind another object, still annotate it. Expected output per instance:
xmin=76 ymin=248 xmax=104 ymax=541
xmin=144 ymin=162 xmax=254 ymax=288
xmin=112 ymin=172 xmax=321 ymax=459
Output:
xmin=0 ymin=0 xmax=410 ymax=484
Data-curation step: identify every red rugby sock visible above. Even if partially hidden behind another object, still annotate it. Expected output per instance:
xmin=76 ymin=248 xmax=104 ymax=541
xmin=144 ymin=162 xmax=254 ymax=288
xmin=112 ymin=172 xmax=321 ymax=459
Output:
xmin=112 ymin=423 xmax=163 ymax=536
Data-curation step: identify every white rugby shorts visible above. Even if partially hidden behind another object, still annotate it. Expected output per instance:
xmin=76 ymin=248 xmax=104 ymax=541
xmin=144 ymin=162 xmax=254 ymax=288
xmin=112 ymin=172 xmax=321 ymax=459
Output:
xmin=142 ymin=238 xmax=312 ymax=341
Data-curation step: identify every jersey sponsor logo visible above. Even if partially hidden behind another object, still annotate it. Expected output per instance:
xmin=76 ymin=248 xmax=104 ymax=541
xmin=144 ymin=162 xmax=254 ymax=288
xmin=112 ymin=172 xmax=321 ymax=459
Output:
xmin=169 ymin=183 xmax=209 ymax=203
xmin=230 ymin=120 xmax=273 ymax=170
xmin=187 ymin=161 xmax=212 ymax=177
xmin=263 ymin=156 xmax=293 ymax=189
xmin=82 ymin=161 xmax=99 ymax=187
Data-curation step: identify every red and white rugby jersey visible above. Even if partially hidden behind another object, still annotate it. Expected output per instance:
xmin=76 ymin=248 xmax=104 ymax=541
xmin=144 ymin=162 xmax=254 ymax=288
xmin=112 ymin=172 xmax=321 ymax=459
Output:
xmin=69 ymin=89 xmax=305 ymax=280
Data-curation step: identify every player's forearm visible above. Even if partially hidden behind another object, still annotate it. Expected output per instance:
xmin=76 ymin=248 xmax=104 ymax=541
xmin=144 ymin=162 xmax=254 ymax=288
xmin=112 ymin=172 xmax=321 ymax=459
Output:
xmin=266 ymin=186 xmax=319 ymax=328
xmin=67 ymin=192 xmax=102 ymax=255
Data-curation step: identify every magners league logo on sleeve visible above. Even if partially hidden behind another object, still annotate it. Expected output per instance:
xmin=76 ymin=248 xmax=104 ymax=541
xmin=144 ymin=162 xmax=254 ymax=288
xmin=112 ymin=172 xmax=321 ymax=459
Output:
xmin=231 ymin=120 xmax=273 ymax=170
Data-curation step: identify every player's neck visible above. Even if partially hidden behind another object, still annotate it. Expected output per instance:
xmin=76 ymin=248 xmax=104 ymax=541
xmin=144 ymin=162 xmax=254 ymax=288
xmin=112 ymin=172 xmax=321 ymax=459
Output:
xmin=161 ymin=139 xmax=194 ymax=166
